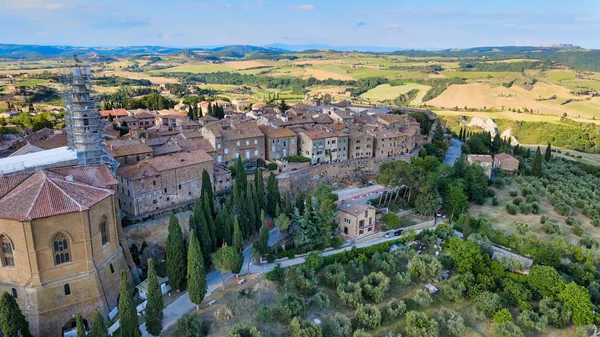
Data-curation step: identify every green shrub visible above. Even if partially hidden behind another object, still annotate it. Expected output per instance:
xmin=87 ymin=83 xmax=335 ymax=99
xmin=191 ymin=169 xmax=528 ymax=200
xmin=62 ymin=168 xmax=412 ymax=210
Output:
xmin=267 ymin=163 xmax=278 ymax=171
xmin=542 ymin=222 xmax=561 ymax=235
xmin=509 ymin=191 xmax=518 ymax=197
xmin=384 ymin=298 xmax=406 ymax=320
xmin=505 ymin=204 xmax=519 ymax=215
xmin=413 ymin=289 xmax=433 ymax=308
xmin=512 ymin=197 xmax=523 ymax=206
xmin=276 ymin=294 xmax=305 ymax=323
xmin=540 ymin=215 xmax=549 ymax=224
xmin=313 ymin=292 xmax=330 ymax=310
xmin=355 ymin=304 xmax=382 ymax=329
xmin=330 ymin=237 xmax=344 ymax=249
xmin=381 ymin=212 xmax=401 ymax=229
xmin=493 ymin=309 xmax=513 ymax=323
xmin=565 ymin=217 xmax=578 ymax=226
xmin=592 ymin=218 xmax=600 ymax=227
xmin=256 ymin=306 xmax=273 ymax=322
xmin=519 ymin=203 xmax=533 ymax=214
xmin=492 ymin=197 xmax=499 ymax=206
xmin=572 ymin=223 xmax=584 ymax=236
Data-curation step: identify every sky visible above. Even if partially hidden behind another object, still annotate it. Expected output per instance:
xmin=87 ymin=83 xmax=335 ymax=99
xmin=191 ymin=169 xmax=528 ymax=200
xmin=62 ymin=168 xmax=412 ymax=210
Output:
xmin=1 ymin=0 xmax=599 ymax=49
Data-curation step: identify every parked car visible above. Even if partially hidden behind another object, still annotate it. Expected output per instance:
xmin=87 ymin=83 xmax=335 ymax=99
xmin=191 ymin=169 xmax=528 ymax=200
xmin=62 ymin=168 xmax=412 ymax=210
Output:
xmin=435 ymin=210 xmax=442 ymax=217
xmin=384 ymin=232 xmax=395 ymax=238
xmin=394 ymin=229 xmax=403 ymax=236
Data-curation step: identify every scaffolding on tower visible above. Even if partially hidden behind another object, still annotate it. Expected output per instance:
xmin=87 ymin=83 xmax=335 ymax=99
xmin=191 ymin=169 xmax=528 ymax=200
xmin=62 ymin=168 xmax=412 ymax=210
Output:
xmin=60 ymin=55 xmax=119 ymax=172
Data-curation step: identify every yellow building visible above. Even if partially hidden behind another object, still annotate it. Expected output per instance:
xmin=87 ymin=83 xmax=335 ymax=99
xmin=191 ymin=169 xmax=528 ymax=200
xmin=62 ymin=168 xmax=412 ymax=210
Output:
xmin=336 ymin=201 xmax=377 ymax=237
xmin=0 ymin=165 xmax=131 ymax=337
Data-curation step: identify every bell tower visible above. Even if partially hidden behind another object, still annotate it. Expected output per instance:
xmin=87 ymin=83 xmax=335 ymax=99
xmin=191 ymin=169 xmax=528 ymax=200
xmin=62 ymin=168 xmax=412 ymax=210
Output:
xmin=61 ymin=55 xmax=118 ymax=170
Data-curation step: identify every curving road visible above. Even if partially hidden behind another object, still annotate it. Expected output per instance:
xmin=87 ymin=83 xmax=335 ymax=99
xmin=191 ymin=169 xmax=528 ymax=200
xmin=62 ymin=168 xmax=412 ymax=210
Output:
xmin=444 ymin=138 xmax=462 ymax=166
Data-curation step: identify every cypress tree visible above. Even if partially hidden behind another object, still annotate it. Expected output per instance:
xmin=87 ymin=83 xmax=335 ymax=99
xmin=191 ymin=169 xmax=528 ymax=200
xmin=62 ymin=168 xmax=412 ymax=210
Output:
xmin=76 ymin=313 xmax=86 ymax=337
xmin=295 ymin=191 xmax=305 ymax=214
xmin=233 ymin=183 xmax=248 ymax=236
xmin=187 ymin=233 xmax=207 ymax=308
xmin=118 ymin=271 xmax=141 ymax=337
xmin=246 ymin=181 xmax=257 ymax=234
xmin=207 ymin=102 xmax=214 ymax=117
xmin=252 ymin=184 xmax=261 ymax=232
xmin=201 ymin=170 xmax=214 ymax=215
xmin=266 ymin=172 xmax=280 ymax=217
xmin=234 ymin=157 xmax=246 ymax=194
xmin=254 ymin=169 xmax=265 ymax=210
xmin=90 ymin=310 xmax=108 ymax=337
xmin=233 ymin=217 xmax=244 ymax=253
xmin=108 ymin=114 xmax=114 ymax=122
xmin=526 ymin=148 xmax=531 ymax=158
xmin=187 ymin=105 xmax=194 ymax=120
xmin=545 ymin=143 xmax=552 ymax=161
xmin=284 ymin=193 xmax=293 ymax=217
xmin=513 ymin=144 xmax=520 ymax=156
xmin=197 ymin=206 xmax=213 ymax=268
xmin=145 ymin=259 xmax=164 ymax=336
xmin=254 ymin=210 xmax=270 ymax=256
xmin=532 ymin=146 xmax=543 ymax=177
xmin=203 ymin=192 xmax=216 ymax=251
xmin=217 ymin=203 xmax=232 ymax=246
xmin=166 ymin=213 xmax=186 ymax=291
xmin=0 ymin=292 xmax=32 ymax=337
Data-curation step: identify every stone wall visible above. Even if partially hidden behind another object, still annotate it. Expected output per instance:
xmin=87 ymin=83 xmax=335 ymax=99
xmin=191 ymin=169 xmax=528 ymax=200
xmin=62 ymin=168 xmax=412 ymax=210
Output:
xmin=278 ymin=153 xmax=416 ymax=195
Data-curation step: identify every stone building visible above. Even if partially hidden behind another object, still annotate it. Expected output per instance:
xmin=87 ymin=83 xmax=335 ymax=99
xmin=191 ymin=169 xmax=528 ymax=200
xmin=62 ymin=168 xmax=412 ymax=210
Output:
xmin=298 ymin=130 xmax=348 ymax=165
xmin=115 ymin=150 xmax=215 ymax=219
xmin=493 ymin=153 xmax=519 ymax=172
xmin=336 ymin=201 xmax=377 ymax=237
xmin=348 ymin=132 xmax=374 ymax=159
xmin=201 ymin=121 xmax=265 ymax=167
xmin=467 ymin=154 xmax=493 ymax=178
xmin=106 ymin=139 xmax=153 ymax=166
xmin=259 ymin=125 xmax=298 ymax=161
xmin=369 ymin=129 xmax=403 ymax=158
xmin=0 ymin=165 xmax=130 ymax=337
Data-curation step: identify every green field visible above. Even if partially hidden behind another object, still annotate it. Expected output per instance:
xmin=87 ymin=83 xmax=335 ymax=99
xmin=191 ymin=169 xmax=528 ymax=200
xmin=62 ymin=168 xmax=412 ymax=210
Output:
xmin=152 ymin=63 xmax=234 ymax=74
xmin=360 ymin=83 xmax=432 ymax=103
xmin=442 ymin=71 xmax=518 ymax=79
xmin=14 ymin=79 xmax=49 ymax=86
xmin=545 ymin=70 xmax=577 ymax=84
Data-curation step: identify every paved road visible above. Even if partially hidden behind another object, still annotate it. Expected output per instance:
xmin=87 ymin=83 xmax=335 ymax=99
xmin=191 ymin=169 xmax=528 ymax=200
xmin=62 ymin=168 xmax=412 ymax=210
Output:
xmin=140 ymin=228 xmax=281 ymax=336
xmin=444 ymin=138 xmax=462 ymax=166
xmin=334 ymin=184 xmax=394 ymax=205
xmin=249 ymin=219 xmax=438 ymax=274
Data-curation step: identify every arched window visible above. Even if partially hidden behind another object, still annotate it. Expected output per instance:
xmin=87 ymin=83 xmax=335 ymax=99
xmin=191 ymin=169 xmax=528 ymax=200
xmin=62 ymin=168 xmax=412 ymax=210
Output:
xmin=82 ymin=114 xmax=89 ymax=126
xmin=53 ymin=234 xmax=71 ymax=265
xmin=0 ymin=234 xmax=14 ymax=267
xmin=64 ymin=284 xmax=71 ymax=296
xmin=100 ymin=216 xmax=109 ymax=245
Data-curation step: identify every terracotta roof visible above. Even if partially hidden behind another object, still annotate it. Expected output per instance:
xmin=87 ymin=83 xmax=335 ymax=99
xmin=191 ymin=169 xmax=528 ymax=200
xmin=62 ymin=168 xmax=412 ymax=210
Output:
xmin=118 ymin=116 xmax=138 ymax=123
xmin=177 ymin=138 xmax=215 ymax=153
xmin=151 ymin=150 xmax=213 ymax=172
xmin=106 ymin=139 xmax=153 ymax=158
xmin=99 ymin=108 xmax=128 ymax=118
xmin=495 ymin=153 xmax=517 ymax=161
xmin=9 ymin=143 xmax=44 ymax=157
xmin=135 ymin=111 xmax=157 ymax=119
xmin=468 ymin=154 xmax=493 ymax=163
xmin=259 ymin=125 xmax=297 ymax=139
xmin=369 ymin=129 xmax=402 ymax=139
xmin=153 ymin=144 xmax=182 ymax=156
xmin=157 ymin=109 xmax=187 ymax=117
xmin=47 ymin=165 xmax=119 ymax=187
xmin=301 ymin=130 xmax=348 ymax=140
xmin=29 ymin=134 xmax=68 ymax=150
xmin=0 ymin=167 xmax=115 ymax=221
xmin=252 ymin=102 xmax=269 ymax=110
xmin=220 ymin=121 xmax=264 ymax=140
xmin=312 ymin=114 xmax=333 ymax=124
xmin=116 ymin=161 xmax=159 ymax=181
xmin=337 ymin=201 xmax=374 ymax=215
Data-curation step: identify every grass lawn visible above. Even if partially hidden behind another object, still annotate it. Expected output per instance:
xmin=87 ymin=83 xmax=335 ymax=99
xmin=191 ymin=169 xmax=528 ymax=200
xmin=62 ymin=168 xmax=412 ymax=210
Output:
xmin=545 ymin=70 xmax=577 ymax=84
xmin=442 ymin=71 xmax=518 ymax=79
xmin=14 ymin=79 xmax=49 ymax=86
xmin=360 ymin=83 xmax=431 ymax=102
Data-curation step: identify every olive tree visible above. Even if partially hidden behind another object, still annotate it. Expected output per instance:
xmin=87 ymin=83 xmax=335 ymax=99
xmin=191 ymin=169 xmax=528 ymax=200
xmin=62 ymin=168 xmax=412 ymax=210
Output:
xmin=437 ymin=307 xmax=466 ymax=337
xmin=360 ymin=272 xmax=390 ymax=303
xmin=337 ymin=282 xmax=363 ymax=309
xmin=355 ymin=305 xmax=382 ymax=330
xmin=384 ymin=298 xmax=406 ymax=320
xmin=413 ymin=289 xmax=433 ymax=309
xmin=405 ymin=311 xmax=439 ymax=337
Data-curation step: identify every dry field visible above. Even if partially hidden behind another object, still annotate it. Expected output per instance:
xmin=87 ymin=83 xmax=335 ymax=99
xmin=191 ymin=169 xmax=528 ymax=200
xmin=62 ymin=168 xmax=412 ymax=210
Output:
xmin=428 ymin=82 xmax=600 ymax=120
xmin=224 ymin=60 xmax=269 ymax=69
xmin=99 ymin=70 xmax=179 ymax=84
xmin=303 ymin=67 xmax=353 ymax=80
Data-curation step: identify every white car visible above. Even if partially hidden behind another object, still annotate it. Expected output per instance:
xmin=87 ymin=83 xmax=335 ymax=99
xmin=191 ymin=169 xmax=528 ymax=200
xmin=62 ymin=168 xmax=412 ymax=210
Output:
xmin=384 ymin=232 xmax=395 ymax=238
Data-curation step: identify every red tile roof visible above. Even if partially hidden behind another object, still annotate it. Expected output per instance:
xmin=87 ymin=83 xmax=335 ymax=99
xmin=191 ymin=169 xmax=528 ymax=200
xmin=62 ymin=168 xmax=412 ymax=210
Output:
xmin=495 ymin=153 xmax=517 ymax=161
xmin=99 ymin=108 xmax=128 ymax=118
xmin=0 ymin=167 xmax=116 ymax=221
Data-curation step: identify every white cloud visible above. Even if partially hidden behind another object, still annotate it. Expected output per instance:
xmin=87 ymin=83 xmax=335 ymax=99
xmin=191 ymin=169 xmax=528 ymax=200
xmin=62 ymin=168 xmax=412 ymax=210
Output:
xmin=385 ymin=24 xmax=400 ymax=29
xmin=288 ymin=4 xmax=315 ymax=11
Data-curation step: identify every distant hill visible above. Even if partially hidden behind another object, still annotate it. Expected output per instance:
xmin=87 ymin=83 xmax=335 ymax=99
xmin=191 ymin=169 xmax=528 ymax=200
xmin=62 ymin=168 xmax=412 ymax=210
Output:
xmin=1 ymin=43 xmax=599 ymax=71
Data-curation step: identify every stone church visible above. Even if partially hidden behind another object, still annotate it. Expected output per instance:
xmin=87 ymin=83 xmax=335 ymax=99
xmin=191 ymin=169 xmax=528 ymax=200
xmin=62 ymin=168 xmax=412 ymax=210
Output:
xmin=0 ymin=165 xmax=132 ymax=336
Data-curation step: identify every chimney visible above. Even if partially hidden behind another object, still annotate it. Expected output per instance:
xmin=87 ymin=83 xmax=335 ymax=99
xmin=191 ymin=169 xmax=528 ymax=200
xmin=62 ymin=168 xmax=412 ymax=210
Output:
xmin=65 ymin=175 xmax=74 ymax=182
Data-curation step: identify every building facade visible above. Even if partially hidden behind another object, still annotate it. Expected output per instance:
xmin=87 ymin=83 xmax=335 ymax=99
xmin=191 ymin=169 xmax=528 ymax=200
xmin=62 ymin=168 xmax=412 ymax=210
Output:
xmin=0 ymin=166 xmax=130 ymax=337
xmin=467 ymin=154 xmax=494 ymax=178
xmin=259 ymin=126 xmax=298 ymax=161
xmin=115 ymin=150 xmax=215 ymax=219
xmin=348 ymin=132 xmax=374 ymax=159
xmin=298 ymin=130 xmax=348 ymax=165
xmin=202 ymin=121 xmax=265 ymax=167
xmin=336 ymin=202 xmax=377 ymax=237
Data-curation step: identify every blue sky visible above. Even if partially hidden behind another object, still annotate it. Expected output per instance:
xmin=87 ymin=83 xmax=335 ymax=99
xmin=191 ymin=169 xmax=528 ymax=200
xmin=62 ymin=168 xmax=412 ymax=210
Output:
xmin=1 ymin=0 xmax=599 ymax=49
